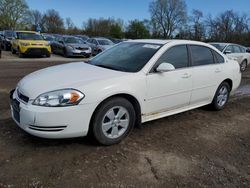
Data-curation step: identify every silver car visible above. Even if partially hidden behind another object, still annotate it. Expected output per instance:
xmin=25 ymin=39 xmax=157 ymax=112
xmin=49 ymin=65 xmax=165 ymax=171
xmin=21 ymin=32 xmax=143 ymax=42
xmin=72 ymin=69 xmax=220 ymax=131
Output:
xmin=86 ymin=37 xmax=114 ymax=56
xmin=51 ymin=36 xmax=92 ymax=58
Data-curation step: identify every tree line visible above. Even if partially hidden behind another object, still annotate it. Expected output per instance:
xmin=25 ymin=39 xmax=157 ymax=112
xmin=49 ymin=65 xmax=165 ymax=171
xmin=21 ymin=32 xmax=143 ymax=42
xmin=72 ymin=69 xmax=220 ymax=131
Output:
xmin=1 ymin=0 xmax=250 ymax=46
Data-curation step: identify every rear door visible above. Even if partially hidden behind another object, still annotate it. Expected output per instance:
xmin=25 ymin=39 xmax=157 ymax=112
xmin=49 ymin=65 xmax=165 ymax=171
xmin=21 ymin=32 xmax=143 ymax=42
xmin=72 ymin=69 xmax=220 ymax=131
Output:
xmin=189 ymin=45 xmax=224 ymax=105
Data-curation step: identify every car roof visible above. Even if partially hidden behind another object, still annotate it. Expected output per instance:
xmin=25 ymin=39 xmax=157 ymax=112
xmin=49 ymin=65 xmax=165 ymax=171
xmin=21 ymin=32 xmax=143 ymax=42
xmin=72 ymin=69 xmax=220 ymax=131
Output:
xmin=127 ymin=39 xmax=213 ymax=46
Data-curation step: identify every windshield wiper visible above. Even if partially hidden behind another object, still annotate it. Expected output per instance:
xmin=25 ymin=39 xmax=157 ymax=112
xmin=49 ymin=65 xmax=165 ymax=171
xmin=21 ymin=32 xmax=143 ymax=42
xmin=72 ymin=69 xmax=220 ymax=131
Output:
xmin=95 ymin=64 xmax=120 ymax=71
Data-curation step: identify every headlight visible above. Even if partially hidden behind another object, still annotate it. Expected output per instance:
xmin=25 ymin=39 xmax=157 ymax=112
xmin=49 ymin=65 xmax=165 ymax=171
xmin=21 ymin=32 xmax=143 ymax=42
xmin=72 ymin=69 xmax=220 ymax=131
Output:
xmin=33 ymin=89 xmax=84 ymax=107
xmin=67 ymin=45 xmax=74 ymax=50
xmin=20 ymin=42 xmax=30 ymax=46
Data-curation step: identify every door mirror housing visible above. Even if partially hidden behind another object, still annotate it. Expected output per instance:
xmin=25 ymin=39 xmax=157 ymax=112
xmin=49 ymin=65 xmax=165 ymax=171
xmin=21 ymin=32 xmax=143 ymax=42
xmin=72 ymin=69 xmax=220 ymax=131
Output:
xmin=224 ymin=50 xmax=231 ymax=54
xmin=156 ymin=63 xmax=175 ymax=72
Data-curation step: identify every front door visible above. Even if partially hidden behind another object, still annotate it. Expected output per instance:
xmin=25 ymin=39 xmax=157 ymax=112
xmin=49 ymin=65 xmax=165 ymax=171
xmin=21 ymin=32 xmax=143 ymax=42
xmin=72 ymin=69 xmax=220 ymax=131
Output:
xmin=145 ymin=45 xmax=192 ymax=116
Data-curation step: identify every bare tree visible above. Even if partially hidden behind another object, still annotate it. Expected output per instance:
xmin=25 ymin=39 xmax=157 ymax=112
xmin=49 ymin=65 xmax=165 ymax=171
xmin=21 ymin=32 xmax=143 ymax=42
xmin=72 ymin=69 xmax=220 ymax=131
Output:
xmin=42 ymin=9 xmax=64 ymax=33
xmin=206 ymin=10 xmax=249 ymax=43
xmin=149 ymin=0 xmax=187 ymax=38
xmin=191 ymin=9 xmax=205 ymax=40
xmin=65 ymin=17 xmax=74 ymax=30
xmin=0 ymin=0 xmax=29 ymax=30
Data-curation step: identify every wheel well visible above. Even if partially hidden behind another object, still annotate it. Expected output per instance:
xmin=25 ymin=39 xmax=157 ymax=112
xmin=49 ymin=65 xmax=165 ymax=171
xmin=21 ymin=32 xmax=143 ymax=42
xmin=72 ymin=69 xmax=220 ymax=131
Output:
xmin=89 ymin=94 xmax=142 ymax=133
xmin=223 ymin=79 xmax=233 ymax=91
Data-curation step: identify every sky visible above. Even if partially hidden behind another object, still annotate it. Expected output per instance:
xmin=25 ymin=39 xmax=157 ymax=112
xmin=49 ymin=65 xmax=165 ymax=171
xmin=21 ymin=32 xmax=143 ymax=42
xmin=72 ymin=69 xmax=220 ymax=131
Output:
xmin=26 ymin=0 xmax=250 ymax=27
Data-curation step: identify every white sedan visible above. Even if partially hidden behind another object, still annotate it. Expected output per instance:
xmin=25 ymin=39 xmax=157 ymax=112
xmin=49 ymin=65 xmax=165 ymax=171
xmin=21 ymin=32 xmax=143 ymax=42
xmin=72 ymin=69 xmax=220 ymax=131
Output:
xmin=10 ymin=40 xmax=241 ymax=145
xmin=210 ymin=43 xmax=250 ymax=72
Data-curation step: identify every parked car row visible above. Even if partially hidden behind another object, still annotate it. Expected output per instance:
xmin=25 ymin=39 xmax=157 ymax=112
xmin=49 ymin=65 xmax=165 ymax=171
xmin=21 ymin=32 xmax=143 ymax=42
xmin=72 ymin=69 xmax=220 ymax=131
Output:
xmin=0 ymin=30 xmax=118 ymax=58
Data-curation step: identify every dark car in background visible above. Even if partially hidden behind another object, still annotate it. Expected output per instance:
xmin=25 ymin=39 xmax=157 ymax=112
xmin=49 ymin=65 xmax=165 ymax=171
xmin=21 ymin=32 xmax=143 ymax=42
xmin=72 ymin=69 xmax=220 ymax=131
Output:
xmin=41 ymin=33 xmax=56 ymax=45
xmin=51 ymin=35 xmax=92 ymax=58
xmin=0 ymin=30 xmax=15 ymax=51
xmin=86 ymin=37 xmax=114 ymax=55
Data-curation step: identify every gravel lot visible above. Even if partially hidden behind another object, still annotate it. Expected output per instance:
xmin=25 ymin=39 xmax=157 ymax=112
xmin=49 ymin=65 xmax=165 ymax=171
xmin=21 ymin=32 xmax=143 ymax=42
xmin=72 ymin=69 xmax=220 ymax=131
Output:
xmin=0 ymin=57 xmax=250 ymax=187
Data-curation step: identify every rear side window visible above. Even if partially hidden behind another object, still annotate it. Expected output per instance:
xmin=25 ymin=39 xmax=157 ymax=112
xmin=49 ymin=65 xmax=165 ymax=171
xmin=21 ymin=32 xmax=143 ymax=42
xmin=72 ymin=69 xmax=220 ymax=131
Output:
xmin=154 ymin=45 xmax=188 ymax=69
xmin=213 ymin=51 xmax=225 ymax=63
xmin=190 ymin=45 xmax=214 ymax=66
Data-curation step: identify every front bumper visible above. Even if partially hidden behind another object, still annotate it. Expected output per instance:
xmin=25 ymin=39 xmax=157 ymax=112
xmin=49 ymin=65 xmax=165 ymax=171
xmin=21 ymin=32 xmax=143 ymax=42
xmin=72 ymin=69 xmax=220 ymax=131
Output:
xmin=20 ymin=46 xmax=51 ymax=56
xmin=10 ymin=89 xmax=97 ymax=139
xmin=68 ymin=49 xmax=92 ymax=57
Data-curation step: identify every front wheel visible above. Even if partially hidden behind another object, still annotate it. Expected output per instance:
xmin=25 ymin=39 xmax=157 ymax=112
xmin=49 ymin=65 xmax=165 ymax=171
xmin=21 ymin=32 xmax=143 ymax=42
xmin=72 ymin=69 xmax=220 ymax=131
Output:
xmin=210 ymin=82 xmax=230 ymax=111
xmin=92 ymin=97 xmax=135 ymax=145
xmin=240 ymin=60 xmax=247 ymax=72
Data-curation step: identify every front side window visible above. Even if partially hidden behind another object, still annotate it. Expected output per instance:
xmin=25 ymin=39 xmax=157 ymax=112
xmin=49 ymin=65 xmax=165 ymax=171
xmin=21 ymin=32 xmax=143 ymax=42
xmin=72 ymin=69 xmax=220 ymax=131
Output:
xmin=90 ymin=42 xmax=162 ymax=72
xmin=190 ymin=45 xmax=214 ymax=66
xmin=225 ymin=45 xmax=234 ymax=53
xmin=233 ymin=45 xmax=241 ymax=53
xmin=154 ymin=45 xmax=188 ymax=70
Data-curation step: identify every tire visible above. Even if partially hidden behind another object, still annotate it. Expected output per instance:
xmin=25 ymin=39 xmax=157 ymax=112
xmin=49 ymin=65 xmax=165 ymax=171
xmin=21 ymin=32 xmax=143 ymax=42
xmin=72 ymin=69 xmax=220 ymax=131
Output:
xmin=92 ymin=97 xmax=136 ymax=145
xmin=210 ymin=82 xmax=230 ymax=111
xmin=63 ymin=49 xmax=68 ymax=58
xmin=11 ymin=47 xmax=16 ymax=54
xmin=240 ymin=60 xmax=247 ymax=72
xmin=46 ymin=53 xmax=51 ymax=58
xmin=17 ymin=47 xmax=24 ymax=58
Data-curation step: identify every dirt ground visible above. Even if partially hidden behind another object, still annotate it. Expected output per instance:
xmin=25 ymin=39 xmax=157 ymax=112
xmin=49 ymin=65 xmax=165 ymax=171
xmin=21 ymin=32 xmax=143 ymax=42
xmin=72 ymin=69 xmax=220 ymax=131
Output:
xmin=0 ymin=59 xmax=250 ymax=188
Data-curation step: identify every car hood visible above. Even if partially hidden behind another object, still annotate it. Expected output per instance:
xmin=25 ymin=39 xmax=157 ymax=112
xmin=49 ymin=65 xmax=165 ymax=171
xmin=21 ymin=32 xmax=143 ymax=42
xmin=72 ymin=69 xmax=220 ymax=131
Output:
xmin=17 ymin=62 xmax=126 ymax=99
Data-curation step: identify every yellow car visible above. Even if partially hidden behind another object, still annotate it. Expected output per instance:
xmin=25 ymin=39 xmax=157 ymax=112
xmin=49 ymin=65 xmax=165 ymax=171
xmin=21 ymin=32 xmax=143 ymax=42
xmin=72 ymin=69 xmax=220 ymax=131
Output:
xmin=11 ymin=31 xmax=51 ymax=57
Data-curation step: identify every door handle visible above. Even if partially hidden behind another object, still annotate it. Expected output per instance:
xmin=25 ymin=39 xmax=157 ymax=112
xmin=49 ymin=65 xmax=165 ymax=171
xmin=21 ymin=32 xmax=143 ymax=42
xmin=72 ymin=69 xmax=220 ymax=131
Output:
xmin=215 ymin=68 xmax=221 ymax=73
xmin=182 ymin=73 xmax=191 ymax=78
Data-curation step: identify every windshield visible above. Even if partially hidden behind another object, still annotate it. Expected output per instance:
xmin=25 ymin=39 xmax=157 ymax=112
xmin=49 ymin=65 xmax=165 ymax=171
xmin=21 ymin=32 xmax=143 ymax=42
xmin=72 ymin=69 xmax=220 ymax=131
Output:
xmin=90 ymin=42 xmax=162 ymax=72
xmin=97 ymin=39 xmax=114 ymax=45
xmin=64 ymin=37 xmax=83 ymax=44
xmin=17 ymin=32 xmax=43 ymax=40
xmin=210 ymin=43 xmax=227 ymax=52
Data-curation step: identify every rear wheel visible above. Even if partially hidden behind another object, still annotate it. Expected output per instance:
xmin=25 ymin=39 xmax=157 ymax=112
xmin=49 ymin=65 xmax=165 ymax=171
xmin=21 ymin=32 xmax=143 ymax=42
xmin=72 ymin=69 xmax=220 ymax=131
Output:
xmin=210 ymin=82 xmax=230 ymax=111
xmin=92 ymin=97 xmax=135 ymax=145
xmin=240 ymin=60 xmax=247 ymax=72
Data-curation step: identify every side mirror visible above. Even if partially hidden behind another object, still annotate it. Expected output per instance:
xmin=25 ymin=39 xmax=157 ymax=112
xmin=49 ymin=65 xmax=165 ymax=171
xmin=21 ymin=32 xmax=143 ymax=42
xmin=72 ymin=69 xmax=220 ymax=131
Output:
xmin=156 ymin=63 xmax=175 ymax=72
xmin=246 ymin=48 xmax=250 ymax=53
xmin=224 ymin=50 xmax=231 ymax=54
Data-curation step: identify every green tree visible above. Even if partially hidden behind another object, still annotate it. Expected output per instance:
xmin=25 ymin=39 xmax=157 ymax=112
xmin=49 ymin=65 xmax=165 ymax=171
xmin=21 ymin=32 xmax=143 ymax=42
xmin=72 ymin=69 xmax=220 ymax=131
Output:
xmin=126 ymin=20 xmax=150 ymax=39
xmin=0 ymin=0 xmax=29 ymax=30
xmin=110 ymin=23 xmax=123 ymax=38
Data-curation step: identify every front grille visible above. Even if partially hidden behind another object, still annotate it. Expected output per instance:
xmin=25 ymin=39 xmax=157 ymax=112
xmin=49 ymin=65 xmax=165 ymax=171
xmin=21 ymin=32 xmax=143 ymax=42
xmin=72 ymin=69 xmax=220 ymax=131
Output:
xmin=17 ymin=89 xmax=29 ymax=103
xmin=76 ymin=47 xmax=89 ymax=51
xmin=31 ymin=44 xmax=43 ymax=46
xmin=28 ymin=125 xmax=67 ymax=132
